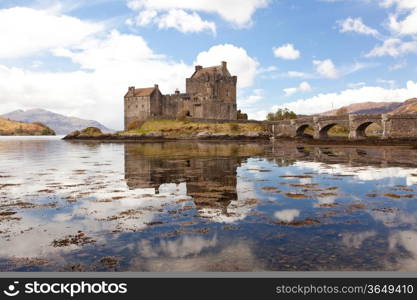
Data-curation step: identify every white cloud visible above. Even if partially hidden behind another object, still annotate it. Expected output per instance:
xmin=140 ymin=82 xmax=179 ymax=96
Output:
xmin=381 ymin=0 xmax=417 ymax=36
xmin=0 ymin=6 xmax=103 ymax=58
xmin=156 ymin=9 xmax=216 ymax=34
xmin=283 ymin=81 xmax=312 ymax=96
xmin=313 ymin=59 xmax=339 ymax=79
xmin=127 ymin=0 xmax=269 ymax=28
xmin=366 ymin=38 xmax=417 ymax=57
xmin=273 ymin=43 xmax=300 ymax=60
xmin=237 ymin=89 xmax=269 ymax=120
xmin=239 ymin=89 xmax=264 ymax=108
xmin=127 ymin=9 xmax=216 ymax=34
xmin=132 ymin=9 xmax=158 ymax=26
xmin=53 ymin=30 xmax=162 ymax=70
xmin=337 ymin=17 xmax=380 ymax=37
xmin=195 ymin=44 xmax=259 ymax=88
xmin=274 ymin=80 xmax=417 ymax=115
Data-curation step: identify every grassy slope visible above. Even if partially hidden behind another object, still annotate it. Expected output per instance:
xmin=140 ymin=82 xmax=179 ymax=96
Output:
xmin=125 ymin=120 xmax=267 ymax=136
xmin=0 ymin=117 xmax=55 ymax=135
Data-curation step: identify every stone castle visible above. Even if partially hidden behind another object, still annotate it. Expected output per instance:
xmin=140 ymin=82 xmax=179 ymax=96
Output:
xmin=124 ymin=61 xmax=237 ymax=130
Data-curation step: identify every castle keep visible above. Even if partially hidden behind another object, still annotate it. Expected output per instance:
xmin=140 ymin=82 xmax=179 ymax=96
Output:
xmin=124 ymin=61 xmax=237 ymax=130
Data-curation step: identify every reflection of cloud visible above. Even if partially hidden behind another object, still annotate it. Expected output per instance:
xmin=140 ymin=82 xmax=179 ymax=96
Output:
xmin=295 ymin=162 xmax=417 ymax=185
xmin=314 ymin=196 xmax=337 ymax=208
xmin=299 ymin=177 xmax=312 ymax=185
xmin=274 ymin=209 xmax=300 ymax=222
xmin=342 ymin=231 xmax=376 ymax=249
xmin=370 ymin=210 xmax=417 ymax=228
xmin=131 ymin=241 xmax=263 ymax=272
xmin=138 ymin=235 xmax=217 ymax=258
xmin=197 ymin=177 xmax=260 ymax=223
xmin=388 ymin=231 xmax=417 ymax=271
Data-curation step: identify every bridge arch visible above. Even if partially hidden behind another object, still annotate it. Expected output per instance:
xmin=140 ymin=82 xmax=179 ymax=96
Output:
xmin=319 ymin=123 xmax=349 ymax=139
xmin=295 ymin=124 xmax=314 ymax=137
xmin=354 ymin=121 xmax=383 ymax=138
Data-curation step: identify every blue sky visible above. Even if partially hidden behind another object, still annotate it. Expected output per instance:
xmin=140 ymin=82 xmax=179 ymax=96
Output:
xmin=1 ymin=0 xmax=417 ymax=129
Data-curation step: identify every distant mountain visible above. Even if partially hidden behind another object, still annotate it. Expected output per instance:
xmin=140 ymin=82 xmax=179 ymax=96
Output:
xmin=0 ymin=117 xmax=55 ymax=136
xmin=320 ymin=101 xmax=405 ymax=116
xmin=1 ymin=109 xmax=113 ymax=135
xmin=391 ymin=98 xmax=417 ymax=114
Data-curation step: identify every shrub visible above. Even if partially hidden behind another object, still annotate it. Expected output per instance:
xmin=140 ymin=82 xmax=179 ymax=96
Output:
xmin=266 ymin=108 xmax=297 ymax=121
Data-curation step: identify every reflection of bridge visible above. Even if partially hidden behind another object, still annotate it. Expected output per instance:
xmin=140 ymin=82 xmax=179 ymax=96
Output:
xmin=268 ymin=114 xmax=417 ymax=139
xmin=270 ymin=142 xmax=417 ymax=168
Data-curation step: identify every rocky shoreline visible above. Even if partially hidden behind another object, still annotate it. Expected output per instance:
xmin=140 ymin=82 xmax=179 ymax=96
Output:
xmin=63 ymin=130 xmax=271 ymax=141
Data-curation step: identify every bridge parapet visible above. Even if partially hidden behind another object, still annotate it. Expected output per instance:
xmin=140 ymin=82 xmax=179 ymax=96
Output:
xmin=384 ymin=114 xmax=417 ymax=119
xmin=316 ymin=115 xmax=349 ymax=122
xmin=292 ymin=117 xmax=315 ymax=124
xmin=349 ymin=113 xmax=382 ymax=120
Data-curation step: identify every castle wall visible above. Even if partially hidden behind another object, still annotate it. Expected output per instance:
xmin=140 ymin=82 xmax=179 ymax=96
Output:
xmin=202 ymin=101 xmax=237 ymax=120
xmin=159 ymin=95 xmax=236 ymax=120
xmin=124 ymin=95 xmax=151 ymax=129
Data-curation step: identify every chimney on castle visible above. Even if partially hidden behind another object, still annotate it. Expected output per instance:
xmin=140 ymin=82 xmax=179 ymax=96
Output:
xmin=175 ymin=88 xmax=180 ymax=94
xmin=128 ymin=86 xmax=135 ymax=92
xmin=154 ymin=84 xmax=159 ymax=89
xmin=195 ymin=65 xmax=203 ymax=71
xmin=221 ymin=61 xmax=227 ymax=69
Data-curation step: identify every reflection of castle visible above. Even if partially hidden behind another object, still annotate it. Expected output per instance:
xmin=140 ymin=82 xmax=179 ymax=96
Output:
xmin=124 ymin=143 xmax=254 ymax=212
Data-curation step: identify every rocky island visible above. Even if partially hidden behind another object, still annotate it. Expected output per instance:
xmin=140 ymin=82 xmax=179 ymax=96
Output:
xmin=63 ymin=120 xmax=270 ymax=141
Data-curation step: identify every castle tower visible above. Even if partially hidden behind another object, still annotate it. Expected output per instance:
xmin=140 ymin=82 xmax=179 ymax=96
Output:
xmin=186 ymin=61 xmax=237 ymax=104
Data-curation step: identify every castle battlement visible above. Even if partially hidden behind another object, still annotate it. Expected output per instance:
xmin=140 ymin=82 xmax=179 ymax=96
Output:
xmin=124 ymin=62 xmax=237 ymax=130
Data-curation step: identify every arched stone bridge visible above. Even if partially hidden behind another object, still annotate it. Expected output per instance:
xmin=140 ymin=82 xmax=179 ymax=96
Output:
xmin=267 ymin=114 xmax=417 ymax=139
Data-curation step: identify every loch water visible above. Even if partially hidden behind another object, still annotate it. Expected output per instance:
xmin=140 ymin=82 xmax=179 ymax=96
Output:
xmin=1 ymin=136 xmax=417 ymax=271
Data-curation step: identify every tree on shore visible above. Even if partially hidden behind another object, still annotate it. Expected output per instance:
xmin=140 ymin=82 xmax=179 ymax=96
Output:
xmin=266 ymin=108 xmax=297 ymax=121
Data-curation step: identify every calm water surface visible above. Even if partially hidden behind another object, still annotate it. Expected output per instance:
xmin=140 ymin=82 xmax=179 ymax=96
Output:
xmin=1 ymin=136 xmax=417 ymax=271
